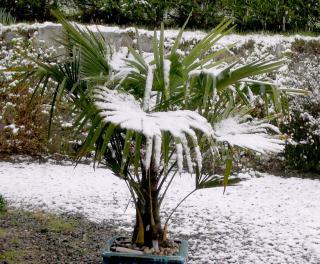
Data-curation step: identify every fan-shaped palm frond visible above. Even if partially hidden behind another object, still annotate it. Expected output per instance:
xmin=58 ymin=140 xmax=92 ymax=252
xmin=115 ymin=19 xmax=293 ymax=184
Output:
xmin=52 ymin=10 xmax=110 ymax=81
xmin=213 ymin=115 xmax=284 ymax=154
xmin=93 ymin=87 xmax=214 ymax=173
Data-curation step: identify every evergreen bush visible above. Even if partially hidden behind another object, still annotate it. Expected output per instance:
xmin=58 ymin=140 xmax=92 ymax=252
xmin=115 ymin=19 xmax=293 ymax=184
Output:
xmin=2 ymin=0 xmax=320 ymax=33
xmin=0 ymin=194 xmax=7 ymax=213
xmin=1 ymin=0 xmax=57 ymax=22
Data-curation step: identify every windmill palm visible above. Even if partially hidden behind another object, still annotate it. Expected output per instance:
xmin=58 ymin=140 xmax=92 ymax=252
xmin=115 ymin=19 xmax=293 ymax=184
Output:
xmin=16 ymin=10 xmax=306 ymax=248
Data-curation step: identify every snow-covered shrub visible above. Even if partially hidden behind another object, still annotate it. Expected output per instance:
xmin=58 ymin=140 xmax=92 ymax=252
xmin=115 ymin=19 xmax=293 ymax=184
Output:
xmin=291 ymin=39 xmax=320 ymax=55
xmin=279 ymin=50 xmax=320 ymax=173
xmin=0 ymin=35 xmax=46 ymax=154
xmin=0 ymin=31 xmax=81 ymax=157
xmin=282 ymin=94 xmax=320 ymax=173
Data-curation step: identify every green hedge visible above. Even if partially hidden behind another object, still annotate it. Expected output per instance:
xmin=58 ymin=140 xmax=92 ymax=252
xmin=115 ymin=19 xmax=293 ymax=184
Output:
xmin=218 ymin=0 xmax=320 ymax=32
xmin=1 ymin=0 xmax=58 ymax=22
xmin=2 ymin=0 xmax=320 ymax=33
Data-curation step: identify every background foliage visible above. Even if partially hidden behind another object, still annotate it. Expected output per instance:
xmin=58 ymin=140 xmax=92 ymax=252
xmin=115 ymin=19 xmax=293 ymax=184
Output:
xmin=1 ymin=0 xmax=58 ymax=22
xmin=1 ymin=0 xmax=320 ymax=32
xmin=0 ymin=34 xmax=82 ymax=158
xmin=280 ymin=44 xmax=320 ymax=173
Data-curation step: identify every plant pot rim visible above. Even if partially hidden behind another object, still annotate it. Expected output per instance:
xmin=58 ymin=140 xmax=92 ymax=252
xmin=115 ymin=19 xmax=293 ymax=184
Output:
xmin=102 ymin=235 xmax=188 ymax=262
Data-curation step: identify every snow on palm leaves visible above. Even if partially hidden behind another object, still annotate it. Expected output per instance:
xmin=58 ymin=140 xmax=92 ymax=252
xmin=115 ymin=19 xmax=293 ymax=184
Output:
xmin=91 ymin=21 xmax=290 ymax=175
xmin=93 ymin=87 xmax=214 ymax=173
xmin=213 ymin=116 xmax=284 ymax=154
xmin=24 ymin=12 xmax=298 ymax=178
xmin=93 ymin=85 xmax=285 ymax=175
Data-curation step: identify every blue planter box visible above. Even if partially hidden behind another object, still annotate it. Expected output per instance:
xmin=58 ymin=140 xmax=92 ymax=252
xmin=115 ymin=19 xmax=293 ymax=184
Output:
xmin=102 ymin=236 xmax=188 ymax=264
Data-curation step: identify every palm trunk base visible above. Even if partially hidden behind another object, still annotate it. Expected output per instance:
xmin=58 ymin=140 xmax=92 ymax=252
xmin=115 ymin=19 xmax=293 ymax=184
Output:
xmin=132 ymin=194 xmax=164 ymax=247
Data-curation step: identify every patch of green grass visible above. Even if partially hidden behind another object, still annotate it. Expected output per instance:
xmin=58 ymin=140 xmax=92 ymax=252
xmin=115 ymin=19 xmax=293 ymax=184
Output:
xmin=11 ymin=219 xmax=18 ymax=226
xmin=0 ymin=228 xmax=8 ymax=238
xmin=0 ymin=250 xmax=26 ymax=264
xmin=11 ymin=237 xmax=20 ymax=245
xmin=31 ymin=211 xmax=77 ymax=233
xmin=0 ymin=228 xmax=20 ymax=246
xmin=47 ymin=216 xmax=77 ymax=233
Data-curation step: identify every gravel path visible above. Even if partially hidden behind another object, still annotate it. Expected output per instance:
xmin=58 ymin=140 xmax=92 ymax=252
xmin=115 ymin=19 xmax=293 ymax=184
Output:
xmin=0 ymin=161 xmax=320 ymax=263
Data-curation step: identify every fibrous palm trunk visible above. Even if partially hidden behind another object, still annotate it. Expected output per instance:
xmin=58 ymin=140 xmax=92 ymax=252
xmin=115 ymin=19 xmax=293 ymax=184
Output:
xmin=132 ymin=168 xmax=163 ymax=248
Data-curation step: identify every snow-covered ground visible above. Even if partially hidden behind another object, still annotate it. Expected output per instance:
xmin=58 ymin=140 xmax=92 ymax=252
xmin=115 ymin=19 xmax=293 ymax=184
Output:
xmin=1 ymin=21 xmax=320 ymax=43
xmin=0 ymin=161 xmax=319 ymax=263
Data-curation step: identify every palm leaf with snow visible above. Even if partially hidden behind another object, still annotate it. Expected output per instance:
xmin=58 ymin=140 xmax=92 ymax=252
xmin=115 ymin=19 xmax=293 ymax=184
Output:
xmin=119 ymin=25 xmax=305 ymax=121
xmin=213 ymin=115 xmax=284 ymax=154
xmin=92 ymin=87 xmax=214 ymax=173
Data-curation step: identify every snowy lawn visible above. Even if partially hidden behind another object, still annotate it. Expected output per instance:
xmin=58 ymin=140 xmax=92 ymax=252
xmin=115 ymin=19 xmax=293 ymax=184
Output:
xmin=0 ymin=161 xmax=320 ymax=263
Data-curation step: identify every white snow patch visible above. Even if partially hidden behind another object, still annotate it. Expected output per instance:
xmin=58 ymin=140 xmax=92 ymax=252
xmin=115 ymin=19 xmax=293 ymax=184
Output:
xmin=0 ymin=162 xmax=320 ymax=263
xmin=4 ymin=124 xmax=19 ymax=135
xmin=1 ymin=22 xmax=320 ymax=50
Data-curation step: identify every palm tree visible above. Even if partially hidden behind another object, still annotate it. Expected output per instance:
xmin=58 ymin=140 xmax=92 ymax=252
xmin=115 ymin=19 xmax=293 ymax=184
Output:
xmin=17 ymin=10 xmax=305 ymax=248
